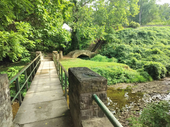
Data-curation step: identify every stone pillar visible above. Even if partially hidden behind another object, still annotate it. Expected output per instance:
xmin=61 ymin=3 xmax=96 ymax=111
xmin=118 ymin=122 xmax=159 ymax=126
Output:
xmin=59 ymin=51 xmax=63 ymax=59
xmin=0 ymin=74 xmax=13 ymax=127
xmin=69 ymin=67 xmax=110 ymax=127
xmin=53 ymin=51 xmax=59 ymax=60
xmin=36 ymin=51 xmax=42 ymax=60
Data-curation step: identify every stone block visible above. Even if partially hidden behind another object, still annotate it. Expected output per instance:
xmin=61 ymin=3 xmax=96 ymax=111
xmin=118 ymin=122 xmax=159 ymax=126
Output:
xmin=0 ymin=74 xmax=13 ymax=127
xmin=68 ymin=67 xmax=108 ymax=127
xmin=53 ymin=51 xmax=59 ymax=60
xmin=36 ymin=51 xmax=42 ymax=60
xmin=59 ymin=51 xmax=63 ymax=59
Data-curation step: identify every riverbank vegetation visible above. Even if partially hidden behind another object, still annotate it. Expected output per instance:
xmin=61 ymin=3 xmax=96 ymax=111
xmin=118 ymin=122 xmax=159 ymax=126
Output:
xmin=61 ymin=58 xmax=152 ymax=85
xmin=100 ymin=27 xmax=170 ymax=80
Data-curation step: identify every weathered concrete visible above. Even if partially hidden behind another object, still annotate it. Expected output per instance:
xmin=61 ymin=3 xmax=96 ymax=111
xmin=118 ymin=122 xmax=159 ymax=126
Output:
xmin=13 ymin=58 xmax=72 ymax=127
xmin=69 ymin=67 xmax=113 ymax=127
xmin=0 ymin=74 xmax=13 ymax=127
xmin=67 ymin=50 xmax=96 ymax=58
xmin=82 ymin=117 xmax=113 ymax=127
xmin=53 ymin=51 xmax=59 ymax=60
xmin=59 ymin=51 xmax=63 ymax=59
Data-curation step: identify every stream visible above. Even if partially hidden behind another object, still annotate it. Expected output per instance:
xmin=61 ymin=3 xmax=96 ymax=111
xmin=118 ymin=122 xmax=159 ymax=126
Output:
xmin=107 ymin=77 xmax=170 ymax=126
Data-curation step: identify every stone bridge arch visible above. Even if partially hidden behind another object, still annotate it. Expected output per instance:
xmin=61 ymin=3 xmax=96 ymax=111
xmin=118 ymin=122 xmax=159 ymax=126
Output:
xmin=67 ymin=50 xmax=96 ymax=58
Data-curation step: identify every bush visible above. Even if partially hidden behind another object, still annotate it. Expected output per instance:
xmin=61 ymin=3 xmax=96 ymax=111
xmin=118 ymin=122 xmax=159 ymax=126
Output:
xmin=137 ymin=69 xmax=153 ymax=81
xmin=91 ymin=66 xmax=147 ymax=85
xmin=139 ymin=101 xmax=170 ymax=127
xmin=143 ymin=62 xmax=167 ymax=80
xmin=91 ymin=54 xmax=117 ymax=62
xmin=166 ymin=64 xmax=170 ymax=76
xmin=129 ymin=21 xmax=140 ymax=28
xmin=100 ymin=27 xmax=170 ymax=80
xmin=0 ymin=67 xmax=30 ymax=98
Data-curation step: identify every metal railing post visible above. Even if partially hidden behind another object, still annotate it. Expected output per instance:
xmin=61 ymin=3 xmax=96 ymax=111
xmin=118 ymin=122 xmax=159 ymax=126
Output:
xmin=16 ymin=78 xmax=22 ymax=105
xmin=65 ymin=73 xmax=67 ymax=100
xmin=24 ymin=70 xmax=28 ymax=90
xmin=59 ymin=64 xmax=60 ymax=79
xmin=61 ymin=68 xmax=63 ymax=88
xmin=33 ymin=62 xmax=35 ymax=77
xmin=57 ymin=62 xmax=59 ymax=75
xmin=29 ymin=66 xmax=32 ymax=81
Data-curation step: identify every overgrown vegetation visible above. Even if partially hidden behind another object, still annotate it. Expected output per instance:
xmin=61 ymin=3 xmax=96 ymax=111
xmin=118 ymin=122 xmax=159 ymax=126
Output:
xmin=0 ymin=65 xmax=31 ymax=98
xmin=0 ymin=0 xmax=72 ymax=62
xmin=0 ymin=52 xmax=36 ymax=98
xmin=129 ymin=101 xmax=170 ymax=127
xmin=60 ymin=58 xmax=152 ymax=85
xmin=100 ymin=27 xmax=170 ymax=80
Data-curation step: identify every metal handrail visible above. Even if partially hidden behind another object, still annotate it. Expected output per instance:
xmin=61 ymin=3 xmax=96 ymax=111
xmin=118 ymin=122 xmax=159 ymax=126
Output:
xmin=52 ymin=53 xmax=122 ymax=126
xmin=9 ymin=54 xmax=41 ymax=105
xmin=92 ymin=94 xmax=123 ymax=127
xmin=53 ymin=53 xmax=68 ymax=101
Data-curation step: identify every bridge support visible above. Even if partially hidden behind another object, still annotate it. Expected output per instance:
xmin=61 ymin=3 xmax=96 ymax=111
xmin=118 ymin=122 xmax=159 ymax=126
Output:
xmin=0 ymin=74 xmax=13 ymax=127
xmin=59 ymin=51 xmax=63 ymax=59
xmin=53 ymin=51 xmax=61 ymax=60
xmin=36 ymin=51 xmax=43 ymax=60
xmin=68 ymin=67 xmax=113 ymax=127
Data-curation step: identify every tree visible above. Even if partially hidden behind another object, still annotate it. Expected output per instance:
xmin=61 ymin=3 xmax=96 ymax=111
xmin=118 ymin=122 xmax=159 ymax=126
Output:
xmin=0 ymin=0 xmax=72 ymax=62
xmin=131 ymin=0 xmax=160 ymax=25
xmin=69 ymin=0 xmax=139 ymax=51
xmin=159 ymin=3 xmax=170 ymax=21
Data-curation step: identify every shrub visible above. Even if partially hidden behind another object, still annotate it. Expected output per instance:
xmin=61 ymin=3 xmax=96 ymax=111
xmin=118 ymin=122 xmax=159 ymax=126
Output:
xmin=143 ymin=62 xmax=167 ymax=80
xmin=91 ymin=66 xmax=147 ymax=85
xmin=166 ymin=64 xmax=170 ymax=76
xmin=20 ymin=57 xmax=31 ymax=64
xmin=129 ymin=21 xmax=140 ymax=28
xmin=91 ymin=54 xmax=117 ymax=62
xmin=139 ymin=101 xmax=170 ymax=127
xmin=137 ymin=69 xmax=153 ymax=81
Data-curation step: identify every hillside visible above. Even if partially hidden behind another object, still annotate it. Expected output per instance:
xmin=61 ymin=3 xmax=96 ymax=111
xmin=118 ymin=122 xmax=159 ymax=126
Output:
xmin=101 ymin=27 xmax=170 ymax=80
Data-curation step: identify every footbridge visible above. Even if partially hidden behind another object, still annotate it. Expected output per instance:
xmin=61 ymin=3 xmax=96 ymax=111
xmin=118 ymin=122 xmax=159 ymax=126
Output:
xmin=0 ymin=51 xmax=123 ymax=127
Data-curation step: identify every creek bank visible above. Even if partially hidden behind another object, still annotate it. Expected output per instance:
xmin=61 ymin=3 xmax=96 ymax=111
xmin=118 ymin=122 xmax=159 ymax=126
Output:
xmin=107 ymin=77 xmax=170 ymax=127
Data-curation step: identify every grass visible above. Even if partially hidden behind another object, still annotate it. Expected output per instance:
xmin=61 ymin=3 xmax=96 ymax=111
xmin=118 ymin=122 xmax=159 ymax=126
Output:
xmin=60 ymin=58 xmax=149 ymax=85
xmin=60 ymin=58 xmax=129 ymax=71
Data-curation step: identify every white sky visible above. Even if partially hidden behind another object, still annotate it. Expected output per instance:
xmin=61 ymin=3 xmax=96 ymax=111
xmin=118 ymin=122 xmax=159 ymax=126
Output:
xmin=156 ymin=0 xmax=170 ymax=5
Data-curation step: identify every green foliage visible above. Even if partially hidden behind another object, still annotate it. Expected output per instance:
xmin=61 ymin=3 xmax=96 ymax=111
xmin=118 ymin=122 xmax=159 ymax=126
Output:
xmin=91 ymin=67 xmax=148 ymax=85
xmin=128 ymin=116 xmax=143 ymax=127
xmin=101 ymin=27 xmax=170 ymax=80
xmin=0 ymin=67 xmax=19 ymax=80
xmin=137 ymin=69 xmax=153 ymax=81
xmin=139 ymin=101 xmax=170 ymax=127
xmin=129 ymin=21 xmax=140 ymax=28
xmin=69 ymin=0 xmax=139 ymax=51
xmin=90 ymin=54 xmax=117 ymax=62
xmin=144 ymin=62 xmax=167 ymax=80
xmin=0 ymin=30 xmax=32 ymax=62
xmin=128 ymin=101 xmax=170 ymax=127
xmin=60 ymin=58 xmax=149 ymax=85
xmin=130 ymin=0 xmax=160 ymax=25
xmin=0 ymin=0 xmax=73 ymax=61
xmin=0 ymin=66 xmax=29 ymax=97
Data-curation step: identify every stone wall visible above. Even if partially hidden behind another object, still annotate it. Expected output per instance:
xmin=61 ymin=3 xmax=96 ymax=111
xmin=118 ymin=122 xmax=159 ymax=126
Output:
xmin=67 ymin=50 xmax=96 ymax=58
xmin=0 ymin=74 xmax=13 ymax=127
xmin=68 ymin=67 xmax=108 ymax=127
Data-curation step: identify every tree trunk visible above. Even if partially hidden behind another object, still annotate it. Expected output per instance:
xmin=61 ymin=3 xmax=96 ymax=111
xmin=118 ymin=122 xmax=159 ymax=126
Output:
xmin=70 ymin=30 xmax=79 ymax=50
xmin=139 ymin=3 xmax=142 ymax=25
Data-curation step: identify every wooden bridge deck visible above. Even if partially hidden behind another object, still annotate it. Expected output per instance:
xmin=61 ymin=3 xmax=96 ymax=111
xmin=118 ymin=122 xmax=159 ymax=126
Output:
xmin=13 ymin=58 xmax=73 ymax=127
